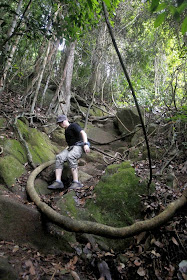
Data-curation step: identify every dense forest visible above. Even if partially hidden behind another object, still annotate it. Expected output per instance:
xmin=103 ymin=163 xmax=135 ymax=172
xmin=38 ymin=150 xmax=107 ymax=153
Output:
xmin=0 ymin=0 xmax=187 ymax=279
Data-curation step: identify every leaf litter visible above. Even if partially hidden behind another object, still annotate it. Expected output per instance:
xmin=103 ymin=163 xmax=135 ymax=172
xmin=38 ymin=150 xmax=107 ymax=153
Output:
xmin=0 ymin=91 xmax=187 ymax=279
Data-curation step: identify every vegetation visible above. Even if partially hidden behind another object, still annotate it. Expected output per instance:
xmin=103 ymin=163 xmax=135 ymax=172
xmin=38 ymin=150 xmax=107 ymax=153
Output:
xmin=0 ymin=0 xmax=186 ymax=279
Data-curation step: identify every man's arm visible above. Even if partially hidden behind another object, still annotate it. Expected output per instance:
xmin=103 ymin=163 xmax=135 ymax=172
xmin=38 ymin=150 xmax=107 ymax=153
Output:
xmin=80 ymin=130 xmax=90 ymax=153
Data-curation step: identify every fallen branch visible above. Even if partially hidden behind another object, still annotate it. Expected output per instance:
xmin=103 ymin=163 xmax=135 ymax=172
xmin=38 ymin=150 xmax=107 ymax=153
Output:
xmin=91 ymin=146 xmax=123 ymax=163
xmin=12 ymin=117 xmax=36 ymax=169
xmin=160 ymin=151 xmax=182 ymax=175
xmin=26 ymin=160 xmax=187 ymax=239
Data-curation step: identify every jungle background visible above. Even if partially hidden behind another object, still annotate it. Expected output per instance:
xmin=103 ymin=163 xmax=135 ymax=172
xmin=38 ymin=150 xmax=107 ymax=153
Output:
xmin=0 ymin=0 xmax=187 ymax=279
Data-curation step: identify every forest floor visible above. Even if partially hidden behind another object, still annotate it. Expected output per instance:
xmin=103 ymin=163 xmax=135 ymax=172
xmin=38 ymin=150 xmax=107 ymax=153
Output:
xmin=0 ymin=91 xmax=187 ymax=280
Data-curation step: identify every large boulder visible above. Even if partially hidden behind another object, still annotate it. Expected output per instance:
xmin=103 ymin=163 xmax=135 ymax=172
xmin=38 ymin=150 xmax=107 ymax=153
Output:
xmin=17 ymin=119 xmax=57 ymax=164
xmin=87 ymin=126 xmax=117 ymax=144
xmin=0 ymin=194 xmax=75 ymax=253
xmin=115 ymin=108 xmax=141 ymax=135
xmin=56 ymin=161 xmax=152 ymax=251
xmin=0 ymin=257 xmax=19 ymax=280
xmin=0 ymin=155 xmax=26 ymax=186
xmin=0 ymin=119 xmax=57 ymax=187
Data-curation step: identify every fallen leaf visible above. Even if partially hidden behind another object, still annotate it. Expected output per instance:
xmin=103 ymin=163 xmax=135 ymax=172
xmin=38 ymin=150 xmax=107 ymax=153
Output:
xmin=12 ymin=245 xmax=19 ymax=252
xmin=70 ymin=270 xmax=80 ymax=280
xmin=136 ymin=232 xmax=146 ymax=244
xmin=134 ymin=259 xmax=142 ymax=266
xmin=137 ymin=267 xmax=146 ymax=277
xmin=25 ymin=260 xmax=36 ymax=275
xmin=105 ymin=252 xmax=115 ymax=257
xmin=151 ymin=250 xmax=161 ymax=257
xmin=171 ymin=237 xmax=179 ymax=246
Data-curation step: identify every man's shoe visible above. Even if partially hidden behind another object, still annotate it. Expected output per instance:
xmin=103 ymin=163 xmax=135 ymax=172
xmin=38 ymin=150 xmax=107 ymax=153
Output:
xmin=69 ymin=181 xmax=82 ymax=190
xmin=47 ymin=181 xmax=64 ymax=190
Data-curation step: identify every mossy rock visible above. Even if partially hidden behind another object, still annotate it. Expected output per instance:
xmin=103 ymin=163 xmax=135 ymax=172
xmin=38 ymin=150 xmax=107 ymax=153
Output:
xmin=86 ymin=161 xmax=147 ymax=227
xmin=128 ymin=147 xmax=142 ymax=161
xmin=50 ymin=127 xmax=66 ymax=146
xmin=57 ymin=192 xmax=81 ymax=219
xmin=87 ymin=126 xmax=116 ymax=144
xmin=0 ymin=184 xmax=7 ymax=193
xmin=3 ymin=139 xmax=27 ymax=164
xmin=82 ymin=151 xmax=104 ymax=164
xmin=79 ymin=106 xmax=94 ymax=116
xmin=116 ymin=146 xmax=128 ymax=154
xmin=142 ymin=146 xmax=163 ymax=160
xmin=0 ymin=117 xmax=6 ymax=129
xmin=92 ymin=107 xmax=105 ymax=117
xmin=115 ymin=108 xmax=141 ymax=134
xmin=79 ymin=170 xmax=92 ymax=183
xmin=0 ymin=256 xmax=19 ymax=280
xmin=0 ymin=155 xmax=25 ymax=186
xmin=17 ymin=119 xmax=56 ymax=164
xmin=0 ymin=194 xmax=75 ymax=253
xmin=131 ymin=129 xmax=144 ymax=147
xmin=34 ymin=178 xmax=51 ymax=195
xmin=56 ymin=161 xmax=153 ymax=251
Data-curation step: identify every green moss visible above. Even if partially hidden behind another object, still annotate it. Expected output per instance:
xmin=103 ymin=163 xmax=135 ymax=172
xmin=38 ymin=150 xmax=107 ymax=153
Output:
xmin=34 ymin=179 xmax=51 ymax=195
xmin=105 ymin=161 xmax=132 ymax=175
xmin=86 ymin=161 xmax=149 ymax=227
xmin=142 ymin=146 xmax=163 ymax=160
xmin=0 ymin=156 xmax=25 ymax=186
xmin=17 ymin=120 xmax=56 ymax=164
xmin=0 ymin=184 xmax=7 ymax=192
xmin=129 ymin=147 xmax=141 ymax=161
xmin=83 ymin=151 xmax=104 ymax=164
xmin=57 ymin=192 xmax=79 ymax=219
xmin=50 ymin=127 xmax=66 ymax=146
xmin=0 ymin=118 xmax=6 ymax=128
xmin=17 ymin=119 xmax=30 ymax=141
xmin=92 ymin=107 xmax=105 ymax=117
xmin=3 ymin=139 xmax=27 ymax=163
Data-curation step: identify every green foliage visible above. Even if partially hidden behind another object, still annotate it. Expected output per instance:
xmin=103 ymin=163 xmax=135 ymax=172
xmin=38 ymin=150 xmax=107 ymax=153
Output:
xmin=169 ymin=106 xmax=187 ymax=122
xmin=149 ymin=0 xmax=187 ymax=34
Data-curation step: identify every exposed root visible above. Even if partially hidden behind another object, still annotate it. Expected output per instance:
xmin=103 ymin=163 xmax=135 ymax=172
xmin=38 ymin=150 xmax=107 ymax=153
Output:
xmin=26 ymin=160 xmax=187 ymax=239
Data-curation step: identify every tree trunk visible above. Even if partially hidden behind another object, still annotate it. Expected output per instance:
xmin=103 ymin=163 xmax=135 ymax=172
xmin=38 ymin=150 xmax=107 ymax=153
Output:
xmin=30 ymin=41 xmax=51 ymax=113
xmin=87 ymin=24 xmax=107 ymax=95
xmin=0 ymin=36 xmax=21 ymax=95
xmin=23 ymin=41 xmax=46 ymax=104
xmin=48 ymin=41 xmax=76 ymax=115
xmin=0 ymin=0 xmax=23 ymax=95
xmin=40 ymin=40 xmax=60 ymax=108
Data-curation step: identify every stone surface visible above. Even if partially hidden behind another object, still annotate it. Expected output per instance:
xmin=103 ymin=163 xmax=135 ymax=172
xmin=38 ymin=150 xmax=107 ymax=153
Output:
xmin=0 ymin=257 xmax=19 ymax=280
xmin=0 ymin=155 xmax=26 ymax=186
xmin=55 ymin=161 xmax=153 ymax=251
xmin=87 ymin=126 xmax=117 ymax=144
xmin=0 ymin=194 xmax=75 ymax=253
xmin=115 ymin=108 xmax=141 ymax=134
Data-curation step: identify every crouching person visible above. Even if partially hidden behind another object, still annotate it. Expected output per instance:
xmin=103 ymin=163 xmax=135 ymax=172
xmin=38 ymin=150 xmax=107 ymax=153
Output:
xmin=48 ymin=115 xmax=90 ymax=190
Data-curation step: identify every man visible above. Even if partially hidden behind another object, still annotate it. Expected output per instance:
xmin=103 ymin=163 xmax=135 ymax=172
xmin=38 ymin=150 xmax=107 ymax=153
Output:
xmin=48 ymin=115 xmax=90 ymax=190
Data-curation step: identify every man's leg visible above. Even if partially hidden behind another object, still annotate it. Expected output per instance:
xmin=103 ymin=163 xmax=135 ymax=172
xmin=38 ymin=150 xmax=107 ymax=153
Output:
xmin=48 ymin=149 xmax=68 ymax=189
xmin=56 ymin=168 xmax=63 ymax=181
xmin=71 ymin=167 xmax=79 ymax=182
xmin=68 ymin=146 xmax=83 ymax=189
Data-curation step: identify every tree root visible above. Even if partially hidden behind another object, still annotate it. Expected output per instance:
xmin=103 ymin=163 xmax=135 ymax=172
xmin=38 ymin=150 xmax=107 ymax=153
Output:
xmin=26 ymin=160 xmax=187 ymax=239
